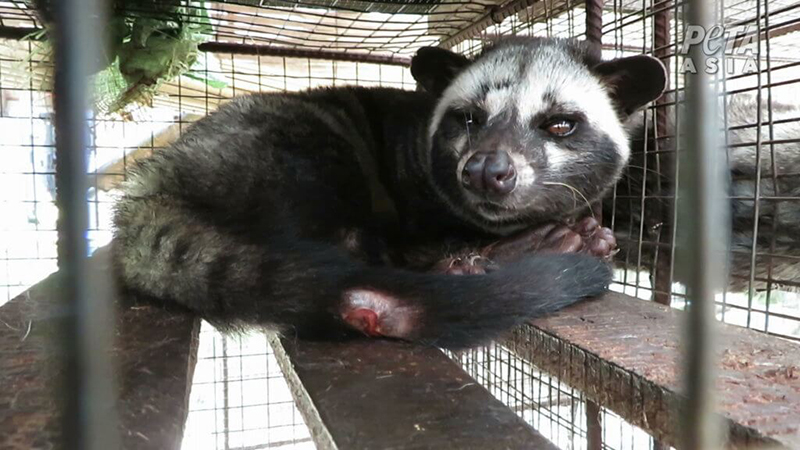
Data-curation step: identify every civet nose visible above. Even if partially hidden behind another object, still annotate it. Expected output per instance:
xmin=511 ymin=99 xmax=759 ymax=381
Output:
xmin=462 ymin=150 xmax=517 ymax=195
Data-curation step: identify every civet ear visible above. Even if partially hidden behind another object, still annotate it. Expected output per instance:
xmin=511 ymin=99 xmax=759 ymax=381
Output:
xmin=594 ymin=55 xmax=668 ymax=116
xmin=411 ymin=47 xmax=471 ymax=96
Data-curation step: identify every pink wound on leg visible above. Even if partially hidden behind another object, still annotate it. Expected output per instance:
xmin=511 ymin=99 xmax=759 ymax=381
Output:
xmin=341 ymin=289 xmax=418 ymax=339
xmin=343 ymin=308 xmax=381 ymax=336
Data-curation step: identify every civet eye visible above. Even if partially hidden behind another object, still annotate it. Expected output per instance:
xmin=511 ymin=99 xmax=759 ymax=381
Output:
xmin=543 ymin=119 xmax=576 ymax=137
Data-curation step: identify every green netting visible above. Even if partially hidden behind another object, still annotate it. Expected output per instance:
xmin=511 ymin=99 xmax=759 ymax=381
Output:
xmin=23 ymin=0 xmax=220 ymax=116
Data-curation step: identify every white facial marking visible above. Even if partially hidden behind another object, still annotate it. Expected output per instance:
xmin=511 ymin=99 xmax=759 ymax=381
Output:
xmin=482 ymin=87 xmax=513 ymax=120
xmin=509 ymin=153 xmax=536 ymax=188
xmin=428 ymin=48 xmax=520 ymax=143
xmin=428 ymin=42 xmax=631 ymax=165
xmin=543 ymin=141 xmax=571 ymax=170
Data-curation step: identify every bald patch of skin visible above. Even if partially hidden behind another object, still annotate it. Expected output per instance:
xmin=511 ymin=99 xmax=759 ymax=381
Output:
xmin=342 ymin=289 xmax=420 ymax=339
xmin=483 ymin=87 xmax=514 ymax=120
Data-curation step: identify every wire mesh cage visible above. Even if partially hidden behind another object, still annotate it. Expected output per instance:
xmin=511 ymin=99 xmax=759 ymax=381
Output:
xmin=1 ymin=0 xmax=799 ymax=448
xmin=599 ymin=0 xmax=800 ymax=342
xmin=183 ymin=323 xmax=315 ymax=450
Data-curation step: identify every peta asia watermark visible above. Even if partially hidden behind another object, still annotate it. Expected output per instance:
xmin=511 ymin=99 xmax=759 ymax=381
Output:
xmin=679 ymin=25 xmax=759 ymax=75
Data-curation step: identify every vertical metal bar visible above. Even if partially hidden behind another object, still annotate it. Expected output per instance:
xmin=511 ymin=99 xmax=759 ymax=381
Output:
xmin=667 ymin=0 xmax=682 ymax=310
xmin=585 ymin=0 xmax=603 ymax=58
xmin=653 ymin=0 xmax=673 ymax=306
xmin=679 ymin=0 xmax=728 ymax=446
xmin=652 ymin=439 xmax=670 ymax=450
xmin=634 ymin=103 xmax=651 ymax=300
xmin=51 ymin=0 xmax=119 ymax=448
xmin=762 ymin=0 xmax=778 ymax=335
xmin=222 ymin=336 xmax=231 ymax=450
xmin=585 ymin=0 xmax=606 ymax=230
xmin=586 ymin=400 xmax=602 ymax=450
xmin=717 ymin=0 xmax=731 ymax=322
xmin=745 ymin=0 xmax=765 ymax=330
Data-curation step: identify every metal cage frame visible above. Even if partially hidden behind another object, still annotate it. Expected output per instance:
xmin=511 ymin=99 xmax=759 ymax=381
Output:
xmin=2 ymin=0 xmax=799 ymax=448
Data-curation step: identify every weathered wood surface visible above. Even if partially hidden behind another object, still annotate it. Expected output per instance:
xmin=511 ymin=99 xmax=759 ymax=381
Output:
xmin=0 ymin=249 xmax=201 ymax=450
xmin=270 ymin=335 xmax=559 ymax=450
xmin=506 ymin=292 xmax=800 ymax=449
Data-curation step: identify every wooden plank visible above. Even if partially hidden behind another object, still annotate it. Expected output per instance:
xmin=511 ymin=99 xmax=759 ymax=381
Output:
xmin=504 ymin=292 xmax=800 ymax=449
xmin=269 ymin=335 xmax=558 ymax=450
xmin=0 ymin=248 xmax=201 ymax=450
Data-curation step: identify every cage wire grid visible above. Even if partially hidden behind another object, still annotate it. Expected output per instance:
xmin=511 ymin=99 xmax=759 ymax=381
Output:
xmin=1 ymin=0 xmax=800 ymax=448
xmin=598 ymin=0 xmax=800 ymax=342
xmin=446 ymin=343 xmax=663 ymax=450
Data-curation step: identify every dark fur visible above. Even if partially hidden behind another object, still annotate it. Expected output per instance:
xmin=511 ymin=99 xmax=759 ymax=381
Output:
xmin=113 ymin=38 xmax=665 ymax=348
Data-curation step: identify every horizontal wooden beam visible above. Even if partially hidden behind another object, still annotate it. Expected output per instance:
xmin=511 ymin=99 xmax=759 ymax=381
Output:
xmin=504 ymin=292 xmax=800 ymax=449
xmin=0 ymin=248 xmax=201 ymax=450
xmin=269 ymin=334 xmax=558 ymax=450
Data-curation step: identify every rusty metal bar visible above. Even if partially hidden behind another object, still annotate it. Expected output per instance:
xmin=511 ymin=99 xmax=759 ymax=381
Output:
xmin=679 ymin=0 xmax=728 ymax=444
xmin=652 ymin=0 xmax=673 ymax=307
xmin=586 ymin=0 xmax=604 ymax=218
xmin=652 ymin=440 xmax=671 ymax=450
xmin=586 ymin=400 xmax=602 ymax=450
xmin=51 ymin=0 xmax=120 ymax=448
xmin=0 ymin=28 xmax=415 ymax=66
xmin=584 ymin=0 xmax=603 ymax=57
xmin=197 ymin=42 xmax=413 ymax=67
xmin=439 ymin=0 xmax=542 ymax=49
